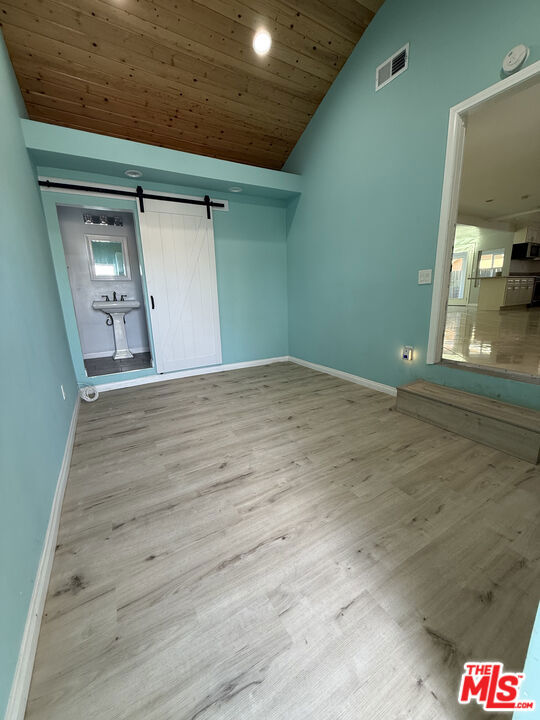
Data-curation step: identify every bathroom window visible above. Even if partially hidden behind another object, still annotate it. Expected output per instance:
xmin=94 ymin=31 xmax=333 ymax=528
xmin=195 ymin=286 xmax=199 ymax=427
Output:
xmin=86 ymin=234 xmax=131 ymax=281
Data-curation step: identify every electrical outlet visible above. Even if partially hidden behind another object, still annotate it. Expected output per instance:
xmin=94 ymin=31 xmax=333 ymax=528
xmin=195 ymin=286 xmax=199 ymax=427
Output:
xmin=402 ymin=346 xmax=414 ymax=361
xmin=418 ymin=269 xmax=432 ymax=285
xmin=60 ymin=384 xmax=66 ymax=400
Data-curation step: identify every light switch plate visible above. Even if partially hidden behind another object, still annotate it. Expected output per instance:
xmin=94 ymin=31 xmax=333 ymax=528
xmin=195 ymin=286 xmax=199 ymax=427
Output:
xmin=418 ymin=269 xmax=432 ymax=285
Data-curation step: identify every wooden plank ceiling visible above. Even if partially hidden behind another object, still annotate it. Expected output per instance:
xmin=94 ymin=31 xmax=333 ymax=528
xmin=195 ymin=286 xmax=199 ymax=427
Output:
xmin=0 ymin=0 xmax=383 ymax=170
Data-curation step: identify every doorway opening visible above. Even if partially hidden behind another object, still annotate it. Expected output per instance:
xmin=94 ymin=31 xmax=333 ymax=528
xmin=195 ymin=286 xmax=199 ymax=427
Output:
xmin=429 ymin=64 xmax=540 ymax=382
xmin=57 ymin=204 xmax=153 ymax=377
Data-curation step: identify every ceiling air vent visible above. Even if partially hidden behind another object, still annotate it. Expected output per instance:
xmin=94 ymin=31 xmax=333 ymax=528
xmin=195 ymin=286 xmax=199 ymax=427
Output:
xmin=376 ymin=44 xmax=409 ymax=91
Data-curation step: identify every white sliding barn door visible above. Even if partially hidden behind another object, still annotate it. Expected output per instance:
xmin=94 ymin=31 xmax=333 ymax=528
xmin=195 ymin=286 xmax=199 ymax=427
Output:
xmin=138 ymin=199 xmax=222 ymax=374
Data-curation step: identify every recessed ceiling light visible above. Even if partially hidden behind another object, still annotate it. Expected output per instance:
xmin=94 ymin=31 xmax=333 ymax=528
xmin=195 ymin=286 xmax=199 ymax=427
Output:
xmin=229 ymin=186 xmax=243 ymax=193
xmin=125 ymin=169 xmax=143 ymax=178
xmin=253 ymin=29 xmax=272 ymax=56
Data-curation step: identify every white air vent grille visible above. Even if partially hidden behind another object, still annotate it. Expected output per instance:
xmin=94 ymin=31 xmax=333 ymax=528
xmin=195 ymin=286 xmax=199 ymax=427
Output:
xmin=376 ymin=43 xmax=409 ymax=91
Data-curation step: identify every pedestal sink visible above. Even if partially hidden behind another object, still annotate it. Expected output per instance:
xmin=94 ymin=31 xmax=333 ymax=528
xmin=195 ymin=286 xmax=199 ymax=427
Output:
xmin=92 ymin=300 xmax=140 ymax=360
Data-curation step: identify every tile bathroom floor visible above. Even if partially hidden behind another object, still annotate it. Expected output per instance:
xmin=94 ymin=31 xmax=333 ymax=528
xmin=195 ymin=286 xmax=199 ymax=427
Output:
xmin=443 ymin=305 xmax=540 ymax=376
xmin=84 ymin=351 xmax=152 ymax=377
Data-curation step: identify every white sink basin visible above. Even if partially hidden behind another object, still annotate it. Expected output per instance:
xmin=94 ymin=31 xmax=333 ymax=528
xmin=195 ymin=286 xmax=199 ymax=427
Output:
xmin=92 ymin=300 xmax=140 ymax=312
xmin=92 ymin=299 xmax=141 ymax=360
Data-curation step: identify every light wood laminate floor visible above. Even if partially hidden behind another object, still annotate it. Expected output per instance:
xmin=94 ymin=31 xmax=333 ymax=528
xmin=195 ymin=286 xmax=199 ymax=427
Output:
xmin=26 ymin=363 xmax=540 ymax=719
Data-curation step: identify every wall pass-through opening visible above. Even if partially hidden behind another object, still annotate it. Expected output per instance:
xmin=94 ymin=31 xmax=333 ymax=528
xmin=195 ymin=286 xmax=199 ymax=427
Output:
xmin=429 ymin=63 xmax=540 ymax=383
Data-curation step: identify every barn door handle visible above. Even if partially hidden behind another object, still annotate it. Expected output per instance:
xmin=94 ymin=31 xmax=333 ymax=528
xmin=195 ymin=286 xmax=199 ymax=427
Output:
xmin=150 ymin=295 xmax=155 ymax=310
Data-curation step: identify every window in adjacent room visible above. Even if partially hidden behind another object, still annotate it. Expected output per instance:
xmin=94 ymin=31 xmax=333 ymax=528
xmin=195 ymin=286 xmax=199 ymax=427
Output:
xmin=477 ymin=248 xmax=505 ymax=278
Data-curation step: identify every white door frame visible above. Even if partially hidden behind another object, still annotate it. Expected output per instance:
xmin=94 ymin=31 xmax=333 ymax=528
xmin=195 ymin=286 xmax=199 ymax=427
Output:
xmin=427 ymin=59 xmax=540 ymax=364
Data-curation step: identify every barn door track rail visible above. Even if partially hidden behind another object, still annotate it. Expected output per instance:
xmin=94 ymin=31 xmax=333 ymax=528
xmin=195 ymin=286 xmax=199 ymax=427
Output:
xmin=38 ymin=179 xmax=225 ymax=219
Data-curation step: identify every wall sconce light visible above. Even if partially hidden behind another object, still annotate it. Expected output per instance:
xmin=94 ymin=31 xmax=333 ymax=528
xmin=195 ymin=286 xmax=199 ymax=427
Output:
xmin=83 ymin=213 xmax=123 ymax=226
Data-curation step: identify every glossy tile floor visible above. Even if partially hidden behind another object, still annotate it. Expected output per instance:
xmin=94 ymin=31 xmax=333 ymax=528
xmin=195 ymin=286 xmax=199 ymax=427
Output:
xmin=84 ymin=351 xmax=152 ymax=377
xmin=26 ymin=364 xmax=540 ymax=719
xmin=443 ymin=305 xmax=540 ymax=376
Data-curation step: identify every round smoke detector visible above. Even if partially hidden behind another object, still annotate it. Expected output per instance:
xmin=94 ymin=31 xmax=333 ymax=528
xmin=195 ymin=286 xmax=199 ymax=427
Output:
xmin=502 ymin=45 xmax=529 ymax=75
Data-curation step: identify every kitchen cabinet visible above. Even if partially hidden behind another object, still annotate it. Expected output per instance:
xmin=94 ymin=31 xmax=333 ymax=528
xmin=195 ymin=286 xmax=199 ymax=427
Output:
xmin=513 ymin=225 xmax=540 ymax=246
xmin=512 ymin=226 xmax=540 ymax=259
xmin=477 ymin=276 xmax=535 ymax=310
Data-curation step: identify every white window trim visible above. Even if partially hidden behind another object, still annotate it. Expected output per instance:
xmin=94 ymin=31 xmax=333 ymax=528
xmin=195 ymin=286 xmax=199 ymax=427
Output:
xmin=427 ymin=59 xmax=540 ymax=364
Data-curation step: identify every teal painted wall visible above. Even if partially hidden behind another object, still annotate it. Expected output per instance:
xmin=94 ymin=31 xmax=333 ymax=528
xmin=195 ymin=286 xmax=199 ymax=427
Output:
xmin=0 ymin=34 xmax=77 ymax=716
xmin=285 ymin=0 xmax=540 ymax=409
xmin=22 ymin=118 xmax=301 ymax=201
xmin=37 ymin=168 xmax=288 ymax=385
xmin=214 ymin=200 xmax=288 ymax=364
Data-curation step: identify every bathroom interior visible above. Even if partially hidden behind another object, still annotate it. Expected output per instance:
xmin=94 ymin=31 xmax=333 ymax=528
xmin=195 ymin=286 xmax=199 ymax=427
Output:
xmin=57 ymin=205 xmax=152 ymax=377
xmin=58 ymin=204 xmax=153 ymax=377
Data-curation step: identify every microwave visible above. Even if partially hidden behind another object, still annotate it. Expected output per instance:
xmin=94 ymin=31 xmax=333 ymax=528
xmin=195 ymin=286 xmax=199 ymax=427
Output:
xmin=511 ymin=241 xmax=540 ymax=259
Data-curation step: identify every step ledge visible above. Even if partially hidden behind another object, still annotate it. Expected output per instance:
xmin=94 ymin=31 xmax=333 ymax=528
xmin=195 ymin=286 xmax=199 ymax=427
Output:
xmin=398 ymin=381 xmax=540 ymax=433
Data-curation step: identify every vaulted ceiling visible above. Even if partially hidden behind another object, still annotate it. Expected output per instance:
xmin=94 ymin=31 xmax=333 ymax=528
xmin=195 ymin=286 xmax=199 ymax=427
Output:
xmin=0 ymin=0 xmax=383 ymax=170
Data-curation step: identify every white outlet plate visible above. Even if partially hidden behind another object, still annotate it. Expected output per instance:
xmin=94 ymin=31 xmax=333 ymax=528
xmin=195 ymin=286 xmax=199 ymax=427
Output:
xmin=402 ymin=346 xmax=414 ymax=361
xmin=60 ymin=384 xmax=66 ymax=400
xmin=418 ymin=269 xmax=432 ymax=285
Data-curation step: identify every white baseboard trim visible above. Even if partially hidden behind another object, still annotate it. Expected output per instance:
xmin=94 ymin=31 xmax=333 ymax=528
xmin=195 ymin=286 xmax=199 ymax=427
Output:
xmin=83 ymin=346 xmax=149 ymax=360
xmin=93 ymin=356 xmax=396 ymax=395
xmin=5 ymin=397 xmax=80 ymax=720
xmin=288 ymin=356 xmax=397 ymax=396
xmin=95 ymin=356 xmax=290 ymax=392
